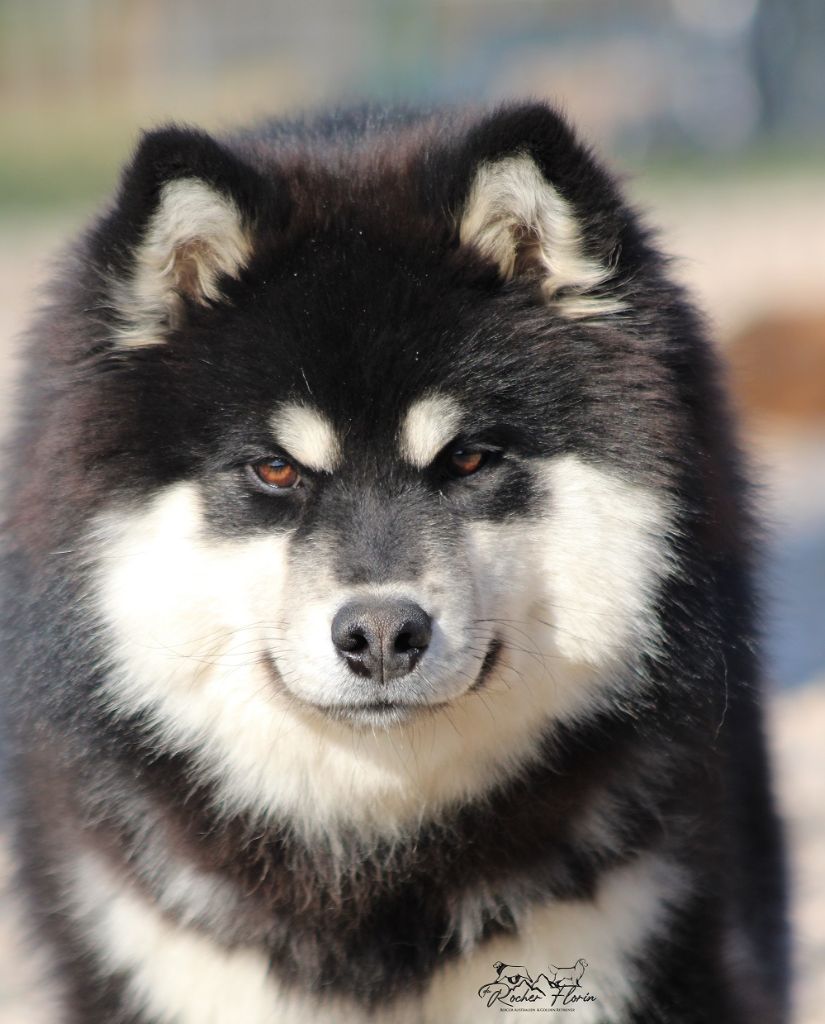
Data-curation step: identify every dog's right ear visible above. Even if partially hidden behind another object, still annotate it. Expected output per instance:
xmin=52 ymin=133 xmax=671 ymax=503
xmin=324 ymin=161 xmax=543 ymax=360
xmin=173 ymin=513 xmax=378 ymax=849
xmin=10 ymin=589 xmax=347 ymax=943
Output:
xmin=90 ymin=126 xmax=288 ymax=347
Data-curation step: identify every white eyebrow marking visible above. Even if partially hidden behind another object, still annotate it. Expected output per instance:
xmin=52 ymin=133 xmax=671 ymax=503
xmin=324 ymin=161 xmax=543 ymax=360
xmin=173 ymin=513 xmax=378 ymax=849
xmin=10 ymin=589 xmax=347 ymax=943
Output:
xmin=269 ymin=404 xmax=340 ymax=472
xmin=400 ymin=394 xmax=464 ymax=468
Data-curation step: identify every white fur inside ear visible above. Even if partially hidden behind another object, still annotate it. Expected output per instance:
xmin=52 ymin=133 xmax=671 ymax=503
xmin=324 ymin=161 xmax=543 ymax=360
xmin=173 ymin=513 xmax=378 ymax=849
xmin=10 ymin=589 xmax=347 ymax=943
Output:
xmin=115 ymin=178 xmax=252 ymax=347
xmin=459 ymin=155 xmax=623 ymax=318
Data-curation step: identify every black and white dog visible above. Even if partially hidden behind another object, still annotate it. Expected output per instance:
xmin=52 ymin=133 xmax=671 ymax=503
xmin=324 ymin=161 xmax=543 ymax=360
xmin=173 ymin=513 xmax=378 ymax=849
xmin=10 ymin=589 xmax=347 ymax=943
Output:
xmin=1 ymin=103 xmax=789 ymax=1022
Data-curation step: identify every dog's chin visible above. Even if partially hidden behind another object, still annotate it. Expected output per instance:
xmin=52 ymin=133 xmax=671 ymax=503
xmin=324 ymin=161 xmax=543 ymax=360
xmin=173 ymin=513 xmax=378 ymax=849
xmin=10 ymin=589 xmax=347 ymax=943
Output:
xmin=266 ymin=639 xmax=502 ymax=731
xmin=311 ymin=700 xmax=435 ymax=730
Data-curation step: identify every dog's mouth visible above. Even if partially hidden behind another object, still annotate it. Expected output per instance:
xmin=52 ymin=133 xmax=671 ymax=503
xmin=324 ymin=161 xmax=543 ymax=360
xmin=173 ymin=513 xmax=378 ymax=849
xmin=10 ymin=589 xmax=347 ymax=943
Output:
xmin=264 ymin=638 xmax=502 ymax=729
xmin=469 ymin=638 xmax=503 ymax=693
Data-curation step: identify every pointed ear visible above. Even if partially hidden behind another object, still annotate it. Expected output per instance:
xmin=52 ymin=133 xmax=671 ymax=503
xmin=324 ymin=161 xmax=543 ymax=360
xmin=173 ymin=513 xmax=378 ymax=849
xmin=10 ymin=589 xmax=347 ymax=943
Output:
xmin=93 ymin=126 xmax=287 ymax=347
xmin=452 ymin=104 xmax=627 ymax=318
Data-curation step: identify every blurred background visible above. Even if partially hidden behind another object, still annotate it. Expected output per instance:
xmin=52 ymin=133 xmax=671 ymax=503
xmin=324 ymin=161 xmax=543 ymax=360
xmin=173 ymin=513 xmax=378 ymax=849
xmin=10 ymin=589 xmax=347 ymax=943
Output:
xmin=0 ymin=1 xmax=823 ymax=1020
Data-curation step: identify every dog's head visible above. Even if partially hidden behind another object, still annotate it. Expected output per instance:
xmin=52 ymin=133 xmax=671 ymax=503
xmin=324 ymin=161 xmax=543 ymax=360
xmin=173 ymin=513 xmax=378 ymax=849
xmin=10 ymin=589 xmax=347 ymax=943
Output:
xmin=36 ymin=105 xmax=685 ymax=831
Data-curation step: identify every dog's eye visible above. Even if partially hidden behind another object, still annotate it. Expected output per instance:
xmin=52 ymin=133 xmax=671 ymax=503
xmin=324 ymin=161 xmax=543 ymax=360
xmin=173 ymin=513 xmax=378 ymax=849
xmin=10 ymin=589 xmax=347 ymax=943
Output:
xmin=251 ymin=457 xmax=300 ymax=490
xmin=448 ymin=448 xmax=489 ymax=477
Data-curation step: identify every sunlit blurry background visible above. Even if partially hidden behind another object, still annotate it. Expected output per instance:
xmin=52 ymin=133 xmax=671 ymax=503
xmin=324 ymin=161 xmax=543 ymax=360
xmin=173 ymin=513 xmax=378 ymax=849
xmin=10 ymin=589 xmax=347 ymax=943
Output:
xmin=1 ymin=2 xmax=823 ymax=1020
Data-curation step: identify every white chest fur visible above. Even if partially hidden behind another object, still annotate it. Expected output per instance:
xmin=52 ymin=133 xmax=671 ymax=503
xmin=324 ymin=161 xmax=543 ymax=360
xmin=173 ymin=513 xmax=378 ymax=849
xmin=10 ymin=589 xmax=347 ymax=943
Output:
xmin=70 ymin=850 xmax=683 ymax=1024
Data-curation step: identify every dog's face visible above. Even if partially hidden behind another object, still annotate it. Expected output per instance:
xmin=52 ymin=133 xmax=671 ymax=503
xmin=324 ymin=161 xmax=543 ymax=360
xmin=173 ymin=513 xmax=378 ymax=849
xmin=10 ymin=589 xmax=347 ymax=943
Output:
xmin=60 ymin=110 xmax=680 ymax=831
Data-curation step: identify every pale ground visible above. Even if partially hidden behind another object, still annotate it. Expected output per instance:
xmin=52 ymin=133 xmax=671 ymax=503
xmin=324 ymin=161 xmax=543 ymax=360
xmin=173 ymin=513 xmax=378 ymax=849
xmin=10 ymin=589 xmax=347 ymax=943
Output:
xmin=0 ymin=175 xmax=823 ymax=1021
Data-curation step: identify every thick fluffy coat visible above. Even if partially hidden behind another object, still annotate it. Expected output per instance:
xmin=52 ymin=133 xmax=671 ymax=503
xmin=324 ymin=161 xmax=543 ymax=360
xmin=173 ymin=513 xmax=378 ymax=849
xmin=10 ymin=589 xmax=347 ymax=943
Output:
xmin=1 ymin=104 xmax=788 ymax=1022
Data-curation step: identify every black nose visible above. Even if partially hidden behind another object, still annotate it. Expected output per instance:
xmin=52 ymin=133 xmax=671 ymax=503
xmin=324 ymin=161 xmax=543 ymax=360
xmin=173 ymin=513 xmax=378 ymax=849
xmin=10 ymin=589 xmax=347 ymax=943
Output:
xmin=331 ymin=600 xmax=432 ymax=682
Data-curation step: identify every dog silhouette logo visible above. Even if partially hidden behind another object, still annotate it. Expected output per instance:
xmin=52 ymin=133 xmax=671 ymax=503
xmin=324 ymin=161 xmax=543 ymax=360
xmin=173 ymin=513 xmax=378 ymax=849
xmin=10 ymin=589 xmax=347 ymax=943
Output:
xmin=494 ymin=961 xmax=531 ymax=984
xmin=478 ymin=958 xmax=596 ymax=1010
xmin=547 ymin=958 xmax=588 ymax=986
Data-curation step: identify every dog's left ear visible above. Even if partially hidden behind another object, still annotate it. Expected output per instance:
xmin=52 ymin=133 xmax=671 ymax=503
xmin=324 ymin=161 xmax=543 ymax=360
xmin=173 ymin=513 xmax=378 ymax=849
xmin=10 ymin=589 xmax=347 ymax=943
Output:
xmin=446 ymin=103 xmax=629 ymax=317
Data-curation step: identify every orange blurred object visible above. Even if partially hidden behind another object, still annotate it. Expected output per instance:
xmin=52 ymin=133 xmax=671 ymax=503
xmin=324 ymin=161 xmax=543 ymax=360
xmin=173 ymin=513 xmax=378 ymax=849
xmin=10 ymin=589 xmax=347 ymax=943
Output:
xmin=727 ymin=310 xmax=825 ymax=423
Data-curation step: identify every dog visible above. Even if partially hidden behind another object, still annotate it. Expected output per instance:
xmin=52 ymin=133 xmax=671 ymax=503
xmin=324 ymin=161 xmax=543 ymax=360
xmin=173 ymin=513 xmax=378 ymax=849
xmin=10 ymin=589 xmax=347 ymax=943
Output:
xmin=0 ymin=103 xmax=789 ymax=1023
xmin=549 ymin=958 xmax=588 ymax=987
xmin=494 ymin=962 xmax=531 ymax=986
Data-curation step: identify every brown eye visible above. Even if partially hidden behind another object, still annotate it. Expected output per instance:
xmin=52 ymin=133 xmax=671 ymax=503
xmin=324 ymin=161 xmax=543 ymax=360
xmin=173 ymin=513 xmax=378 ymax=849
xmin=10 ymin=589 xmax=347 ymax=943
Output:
xmin=252 ymin=458 xmax=300 ymax=489
xmin=449 ymin=448 xmax=487 ymax=477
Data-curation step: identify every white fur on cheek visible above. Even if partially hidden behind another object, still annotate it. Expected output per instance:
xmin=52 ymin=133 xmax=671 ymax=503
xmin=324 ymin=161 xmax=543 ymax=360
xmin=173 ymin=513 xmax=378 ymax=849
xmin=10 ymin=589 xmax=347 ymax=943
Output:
xmin=269 ymin=403 xmax=340 ymax=472
xmin=92 ymin=482 xmax=300 ymax=803
xmin=93 ymin=483 xmax=287 ymax=692
xmin=539 ymin=455 xmax=675 ymax=669
xmin=399 ymin=394 xmax=464 ymax=468
xmin=459 ymin=456 xmax=674 ymax=734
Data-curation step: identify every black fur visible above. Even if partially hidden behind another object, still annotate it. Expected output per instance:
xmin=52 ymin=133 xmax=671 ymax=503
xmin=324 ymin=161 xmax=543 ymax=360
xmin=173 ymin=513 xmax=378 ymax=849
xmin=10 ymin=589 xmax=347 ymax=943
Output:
xmin=1 ymin=103 xmax=788 ymax=1022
